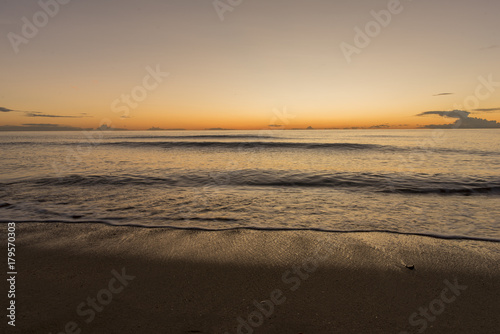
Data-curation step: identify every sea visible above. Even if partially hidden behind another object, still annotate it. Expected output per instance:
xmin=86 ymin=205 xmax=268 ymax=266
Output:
xmin=1 ymin=129 xmax=499 ymax=240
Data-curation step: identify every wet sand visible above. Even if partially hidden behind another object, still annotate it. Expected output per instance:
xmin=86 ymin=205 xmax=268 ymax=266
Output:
xmin=2 ymin=223 xmax=500 ymax=333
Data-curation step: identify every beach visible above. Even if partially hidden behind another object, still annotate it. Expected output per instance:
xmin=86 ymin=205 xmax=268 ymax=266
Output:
xmin=5 ymin=222 xmax=500 ymax=333
xmin=3 ymin=0 xmax=500 ymax=332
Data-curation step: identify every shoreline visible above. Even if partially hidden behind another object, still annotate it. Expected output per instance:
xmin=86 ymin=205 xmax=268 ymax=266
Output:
xmin=2 ymin=222 xmax=499 ymax=333
xmin=2 ymin=220 xmax=500 ymax=243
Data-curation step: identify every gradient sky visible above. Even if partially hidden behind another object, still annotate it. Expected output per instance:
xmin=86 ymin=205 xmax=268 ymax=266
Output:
xmin=1 ymin=0 xmax=499 ymax=130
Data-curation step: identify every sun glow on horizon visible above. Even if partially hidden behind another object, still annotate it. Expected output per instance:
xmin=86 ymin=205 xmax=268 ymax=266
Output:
xmin=1 ymin=0 xmax=499 ymax=130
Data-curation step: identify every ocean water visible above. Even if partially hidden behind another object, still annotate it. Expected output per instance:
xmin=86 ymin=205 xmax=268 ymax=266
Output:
xmin=1 ymin=129 xmax=499 ymax=240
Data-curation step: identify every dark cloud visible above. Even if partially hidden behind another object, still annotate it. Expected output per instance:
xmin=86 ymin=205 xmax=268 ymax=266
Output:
xmin=418 ymin=109 xmax=500 ymax=128
xmin=0 ymin=124 xmax=86 ymax=131
xmin=424 ymin=118 xmax=500 ymax=129
xmin=433 ymin=93 xmax=454 ymax=96
xmin=456 ymin=118 xmax=500 ymax=128
xmin=25 ymin=112 xmax=86 ymax=118
xmin=417 ymin=110 xmax=470 ymax=119
xmin=474 ymin=107 xmax=500 ymax=113
xmin=480 ymin=45 xmax=499 ymax=50
xmin=22 ymin=123 xmax=60 ymax=127
xmin=0 ymin=107 xmax=89 ymax=118
xmin=369 ymin=124 xmax=390 ymax=129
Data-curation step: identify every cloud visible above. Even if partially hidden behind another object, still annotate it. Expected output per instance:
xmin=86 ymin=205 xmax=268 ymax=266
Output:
xmin=480 ymin=45 xmax=499 ymax=51
xmin=417 ymin=109 xmax=500 ymax=128
xmin=474 ymin=107 xmax=500 ymax=113
xmin=25 ymin=112 xmax=87 ymax=118
xmin=0 ymin=107 xmax=90 ymax=118
xmin=369 ymin=124 xmax=390 ymax=129
xmin=424 ymin=118 xmax=500 ymax=129
xmin=0 ymin=124 xmax=86 ymax=131
xmin=22 ymin=123 xmax=60 ymax=127
xmin=433 ymin=93 xmax=454 ymax=96
xmin=417 ymin=110 xmax=470 ymax=119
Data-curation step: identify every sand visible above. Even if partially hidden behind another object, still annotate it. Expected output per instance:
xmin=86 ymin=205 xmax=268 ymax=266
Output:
xmin=2 ymin=222 xmax=500 ymax=333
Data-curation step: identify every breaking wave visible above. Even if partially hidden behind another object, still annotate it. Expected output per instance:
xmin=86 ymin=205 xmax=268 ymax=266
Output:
xmin=6 ymin=171 xmax=499 ymax=195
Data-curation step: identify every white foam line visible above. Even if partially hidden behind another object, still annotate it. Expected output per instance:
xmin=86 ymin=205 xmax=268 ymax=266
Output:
xmin=1 ymin=220 xmax=500 ymax=243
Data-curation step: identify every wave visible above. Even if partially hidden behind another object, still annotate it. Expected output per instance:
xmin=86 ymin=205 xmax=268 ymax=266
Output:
xmin=0 ymin=140 xmax=391 ymax=151
xmin=104 ymin=141 xmax=391 ymax=150
xmin=2 ymin=139 xmax=499 ymax=156
xmin=6 ymin=171 xmax=500 ymax=195
xmin=100 ymin=141 xmax=500 ymax=156
xmin=1 ymin=220 xmax=499 ymax=243
xmin=112 ymin=135 xmax=281 ymax=139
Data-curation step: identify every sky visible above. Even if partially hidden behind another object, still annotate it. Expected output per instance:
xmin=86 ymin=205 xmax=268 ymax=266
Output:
xmin=1 ymin=0 xmax=499 ymax=130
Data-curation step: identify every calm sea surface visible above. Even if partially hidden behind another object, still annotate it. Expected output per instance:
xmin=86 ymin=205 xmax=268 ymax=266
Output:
xmin=1 ymin=129 xmax=499 ymax=239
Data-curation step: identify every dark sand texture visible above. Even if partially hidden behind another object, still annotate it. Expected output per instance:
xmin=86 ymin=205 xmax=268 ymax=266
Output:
xmin=2 ymin=223 xmax=499 ymax=333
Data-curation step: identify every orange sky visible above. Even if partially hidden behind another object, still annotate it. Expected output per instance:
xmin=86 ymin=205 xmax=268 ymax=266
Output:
xmin=1 ymin=0 xmax=499 ymax=130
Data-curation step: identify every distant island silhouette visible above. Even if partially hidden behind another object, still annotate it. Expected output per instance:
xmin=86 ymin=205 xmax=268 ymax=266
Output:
xmin=147 ymin=127 xmax=186 ymax=131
